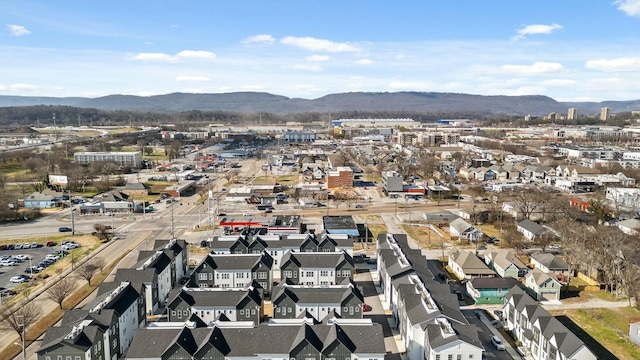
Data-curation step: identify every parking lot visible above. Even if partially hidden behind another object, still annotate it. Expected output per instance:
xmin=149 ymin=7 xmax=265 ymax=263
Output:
xmin=0 ymin=242 xmax=68 ymax=296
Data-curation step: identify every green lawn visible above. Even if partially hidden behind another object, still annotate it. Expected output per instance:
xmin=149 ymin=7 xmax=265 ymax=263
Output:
xmin=549 ymin=307 xmax=640 ymax=360
xmin=0 ymin=160 xmax=27 ymax=175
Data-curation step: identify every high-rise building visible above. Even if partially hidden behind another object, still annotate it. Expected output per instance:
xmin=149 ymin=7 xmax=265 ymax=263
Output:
xmin=568 ymin=108 xmax=578 ymax=120
xmin=600 ymin=107 xmax=611 ymax=121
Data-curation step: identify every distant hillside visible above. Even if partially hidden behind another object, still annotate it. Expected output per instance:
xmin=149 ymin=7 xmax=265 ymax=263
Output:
xmin=0 ymin=91 xmax=638 ymax=116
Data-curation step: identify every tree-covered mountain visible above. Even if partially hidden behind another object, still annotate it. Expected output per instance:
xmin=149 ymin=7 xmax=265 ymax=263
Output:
xmin=1 ymin=91 xmax=638 ymax=117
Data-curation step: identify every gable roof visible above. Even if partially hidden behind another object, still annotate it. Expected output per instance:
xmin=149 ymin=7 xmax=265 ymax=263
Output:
xmin=517 ymin=219 xmax=546 ymax=235
xmin=530 ymin=252 xmax=569 ymax=271
xmin=449 ymin=251 xmax=496 ymax=275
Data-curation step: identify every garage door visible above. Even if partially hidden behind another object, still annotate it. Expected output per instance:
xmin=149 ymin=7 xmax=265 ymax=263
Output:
xmin=542 ymin=292 xmax=558 ymax=301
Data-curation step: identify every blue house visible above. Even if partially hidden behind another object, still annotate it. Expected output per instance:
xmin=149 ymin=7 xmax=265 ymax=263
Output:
xmin=23 ymin=191 xmax=61 ymax=208
xmin=466 ymin=277 xmax=522 ymax=304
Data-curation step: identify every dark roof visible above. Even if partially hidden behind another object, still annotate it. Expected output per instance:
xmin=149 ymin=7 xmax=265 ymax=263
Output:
xmin=322 ymin=215 xmax=358 ymax=231
xmin=470 ymin=277 xmax=522 ymax=289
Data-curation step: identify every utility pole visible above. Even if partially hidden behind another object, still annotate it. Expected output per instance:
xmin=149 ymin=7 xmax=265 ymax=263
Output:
xmin=53 ymin=112 xmax=57 ymax=141
xmin=170 ymin=202 xmax=175 ymax=239
xmin=70 ymin=188 xmax=75 ymax=235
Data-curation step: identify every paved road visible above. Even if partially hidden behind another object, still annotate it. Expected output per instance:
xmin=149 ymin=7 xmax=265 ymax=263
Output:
xmin=3 ymin=192 xmax=205 ymax=360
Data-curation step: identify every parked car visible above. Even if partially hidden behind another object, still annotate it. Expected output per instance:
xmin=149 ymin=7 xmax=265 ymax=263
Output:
xmin=46 ymin=241 xmax=57 ymax=247
xmin=10 ymin=275 xmax=29 ymax=283
xmin=0 ymin=245 xmax=6 ymax=250
xmin=25 ymin=267 xmax=40 ymax=274
xmin=23 ymin=242 xmax=31 ymax=249
xmin=0 ymin=287 xmax=10 ymax=296
xmin=58 ymin=226 xmax=72 ymax=232
xmin=1 ymin=259 xmax=18 ymax=266
xmin=14 ymin=244 xmax=23 ymax=250
xmin=491 ymin=319 xmax=504 ymax=328
xmin=362 ymin=303 xmax=372 ymax=312
xmin=493 ymin=310 xmax=503 ymax=319
xmin=474 ymin=310 xmax=483 ymax=319
xmin=14 ymin=254 xmax=29 ymax=261
xmin=491 ymin=336 xmax=506 ymax=351
xmin=31 ymin=242 xmax=41 ymax=248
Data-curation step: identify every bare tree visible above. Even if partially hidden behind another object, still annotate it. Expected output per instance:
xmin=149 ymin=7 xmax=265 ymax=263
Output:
xmin=93 ymin=223 xmax=110 ymax=241
xmin=77 ymin=261 xmax=98 ymax=285
xmin=512 ymin=189 xmax=545 ymax=220
xmin=47 ymin=277 xmax=75 ymax=309
xmin=224 ymin=169 xmax=240 ymax=183
xmin=1 ymin=301 xmax=42 ymax=342
xmin=93 ymin=257 xmax=106 ymax=274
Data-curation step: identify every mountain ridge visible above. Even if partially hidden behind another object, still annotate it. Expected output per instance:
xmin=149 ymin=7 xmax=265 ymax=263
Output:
xmin=0 ymin=91 xmax=638 ymax=117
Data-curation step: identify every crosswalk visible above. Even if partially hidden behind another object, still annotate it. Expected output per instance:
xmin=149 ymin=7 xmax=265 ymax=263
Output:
xmin=118 ymin=225 xmax=194 ymax=233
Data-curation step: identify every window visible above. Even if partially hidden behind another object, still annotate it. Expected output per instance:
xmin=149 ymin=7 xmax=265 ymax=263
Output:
xmin=284 ymin=270 xmax=293 ymax=278
xmin=468 ymin=355 xmax=473 ymax=359
xmin=258 ymin=272 xmax=267 ymax=279
xmin=306 ymin=271 xmax=314 ymax=277
xmin=76 ymin=357 xmax=81 ymax=360
xmin=208 ymin=272 xmax=213 ymax=280
xmin=45 ymin=357 xmax=51 ymax=360
xmin=237 ymin=273 xmax=244 ymax=279
xmin=457 ymin=355 xmax=462 ymax=360
xmin=320 ymin=270 xmax=328 ymax=277
xmin=240 ymin=309 xmax=244 ymax=315
xmin=448 ymin=355 xmax=453 ymax=360
xmin=221 ymin=273 xmax=230 ymax=279
xmin=293 ymin=271 xmax=297 ymax=278
xmin=199 ymin=273 xmax=207 ymax=280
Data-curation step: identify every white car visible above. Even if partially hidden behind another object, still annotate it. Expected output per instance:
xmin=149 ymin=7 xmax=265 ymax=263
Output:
xmin=10 ymin=276 xmax=28 ymax=283
xmin=0 ymin=260 xmax=18 ymax=267
xmin=491 ymin=336 xmax=506 ymax=351
xmin=14 ymin=254 xmax=29 ymax=261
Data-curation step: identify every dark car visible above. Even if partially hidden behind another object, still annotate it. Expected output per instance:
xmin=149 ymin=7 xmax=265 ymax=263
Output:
xmin=58 ymin=226 xmax=72 ymax=232
xmin=25 ymin=267 xmax=40 ymax=274
xmin=7 ymin=244 xmax=14 ymax=250
xmin=46 ymin=241 xmax=57 ymax=247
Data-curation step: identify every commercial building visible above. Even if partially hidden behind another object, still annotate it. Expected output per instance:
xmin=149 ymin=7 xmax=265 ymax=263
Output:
xmin=600 ymin=107 xmax=611 ymax=121
xmin=326 ymin=166 xmax=353 ymax=188
xmin=567 ymin=107 xmax=578 ymax=120
xmin=382 ymin=170 xmax=404 ymax=194
xmin=74 ymin=151 xmax=142 ymax=168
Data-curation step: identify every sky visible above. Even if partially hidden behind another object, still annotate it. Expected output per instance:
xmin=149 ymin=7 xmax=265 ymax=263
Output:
xmin=2 ymin=1 xmax=640 ymax=102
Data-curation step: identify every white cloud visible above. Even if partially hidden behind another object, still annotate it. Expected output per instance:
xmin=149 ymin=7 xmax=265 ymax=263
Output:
xmin=129 ymin=50 xmax=215 ymax=63
xmin=130 ymin=52 xmax=178 ymax=62
xmin=175 ymin=76 xmax=211 ymax=82
xmin=0 ymin=83 xmax=41 ymax=92
xmin=306 ymin=55 xmax=330 ymax=62
xmin=615 ymin=0 xmax=640 ymax=17
xmin=585 ymin=57 xmax=640 ymax=72
xmin=541 ymin=79 xmax=578 ymax=87
xmin=292 ymin=64 xmax=324 ymax=72
xmin=242 ymin=34 xmax=276 ymax=45
xmin=356 ymin=59 xmax=373 ymax=65
xmin=6 ymin=24 xmax=31 ymax=36
xmin=513 ymin=23 xmax=562 ymax=40
xmin=501 ymin=62 xmax=564 ymax=74
xmin=281 ymin=36 xmax=360 ymax=52
xmin=176 ymin=50 xmax=216 ymax=60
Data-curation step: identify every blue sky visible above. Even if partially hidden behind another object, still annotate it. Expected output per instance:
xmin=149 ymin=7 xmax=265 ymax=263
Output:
xmin=2 ymin=0 xmax=640 ymax=102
